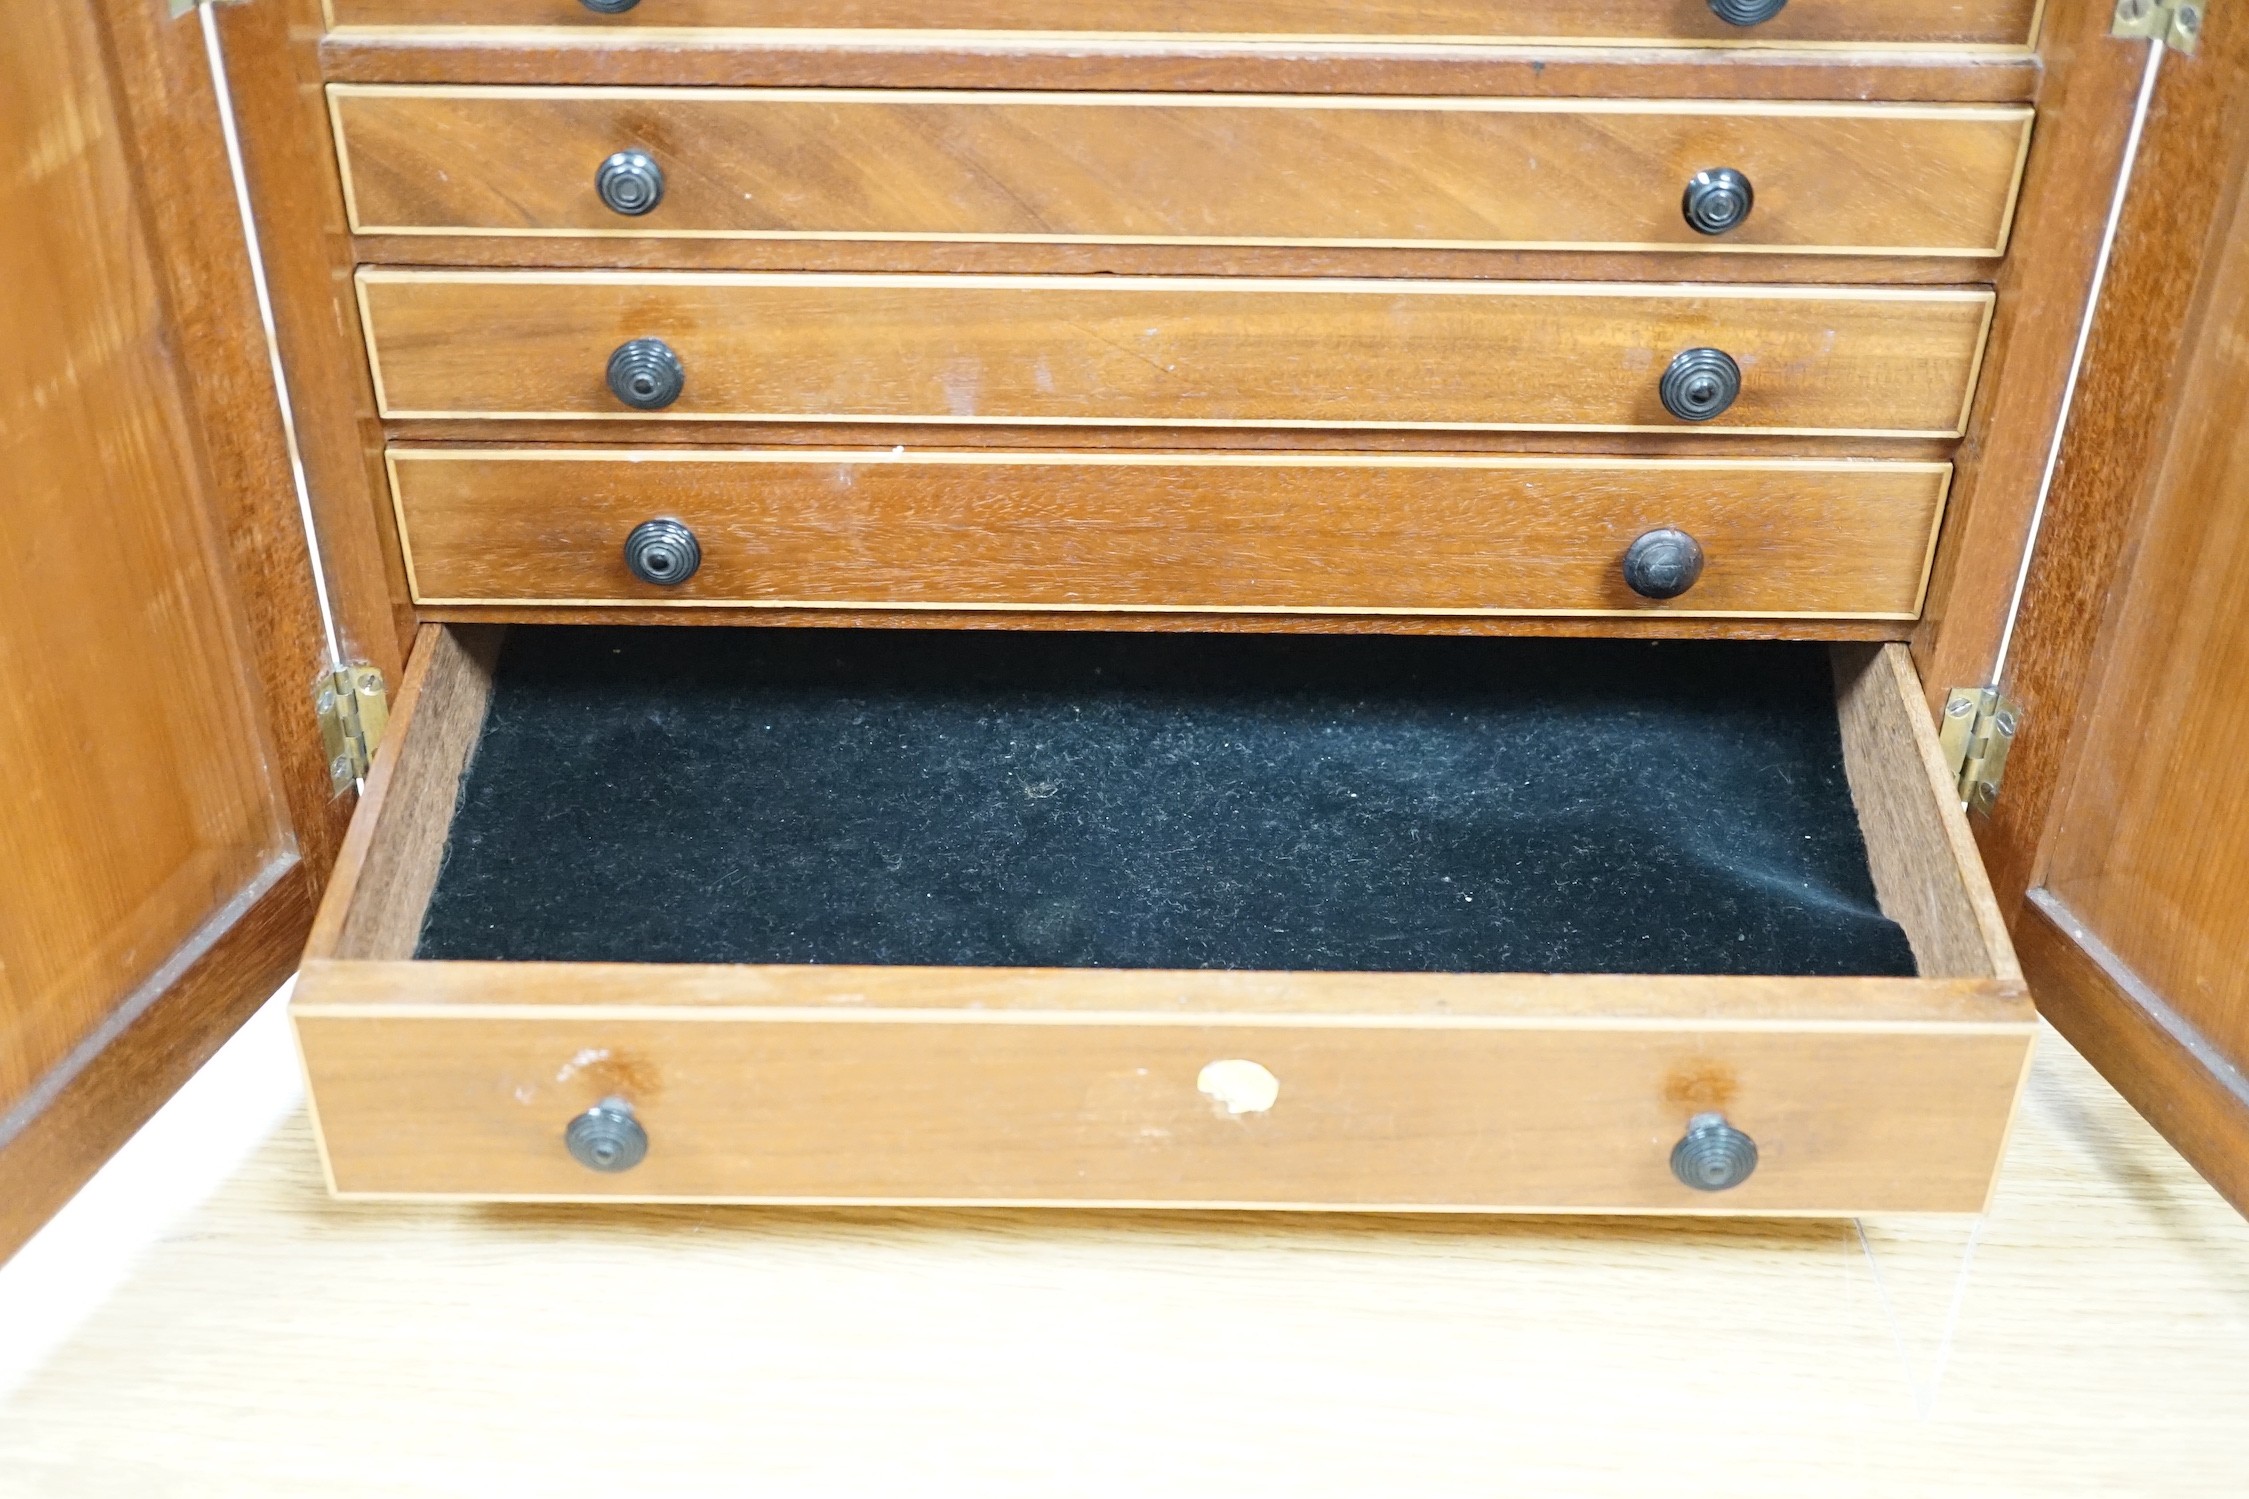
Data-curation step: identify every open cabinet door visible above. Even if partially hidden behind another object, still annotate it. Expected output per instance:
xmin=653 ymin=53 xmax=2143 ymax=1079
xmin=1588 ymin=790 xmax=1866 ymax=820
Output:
xmin=0 ymin=0 xmax=368 ymax=1260
xmin=1982 ymin=16 xmax=2249 ymax=1214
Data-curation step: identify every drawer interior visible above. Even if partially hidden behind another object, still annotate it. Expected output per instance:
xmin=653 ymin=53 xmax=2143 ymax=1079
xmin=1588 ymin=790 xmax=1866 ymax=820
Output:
xmin=408 ymin=628 xmax=1918 ymax=979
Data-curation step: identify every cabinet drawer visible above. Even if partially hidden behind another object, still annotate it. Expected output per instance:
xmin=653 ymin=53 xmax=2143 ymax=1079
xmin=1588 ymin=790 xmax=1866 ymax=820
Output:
xmin=388 ymin=448 xmax=1949 ymax=619
xmin=324 ymin=0 xmax=2042 ymax=50
xmin=294 ymin=625 xmax=2033 ymax=1213
xmin=331 ymin=88 xmax=2033 ymax=258
xmin=357 ymin=272 xmax=1994 ymax=436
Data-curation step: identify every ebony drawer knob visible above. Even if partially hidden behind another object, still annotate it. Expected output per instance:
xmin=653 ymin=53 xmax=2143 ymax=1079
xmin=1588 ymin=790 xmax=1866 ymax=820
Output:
xmin=579 ymin=0 xmax=641 ymax=13
xmin=565 ymin=1097 xmax=648 ymax=1172
xmin=1622 ymin=528 xmax=1705 ymax=600
xmin=1659 ymin=347 xmax=1741 ymax=423
xmin=1682 ymin=168 xmax=1753 ymax=236
xmin=1708 ymin=0 xmax=1787 ymax=25
xmin=595 ymin=150 xmax=664 ymax=216
xmin=607 ymin=337 xmax=684 ymax=410
xmin=624 ymin=518 xmax=702 ymax=586
xmin=1671 ymin=1112 xmax=1758 ymax=1191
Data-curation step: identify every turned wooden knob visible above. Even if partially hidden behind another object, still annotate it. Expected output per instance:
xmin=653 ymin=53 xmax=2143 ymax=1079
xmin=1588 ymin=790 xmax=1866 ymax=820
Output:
xmin=1708 ymin=0 xmax=1787 ymax=25
xmin=1622 ymin=528 xmax=1706 ymax=600
xmin=607 ymin=337 xmax=684 ymax=410
xmin=1659 ymin=347 xmax=1741 ymax=423
xmin=1671 ymin=1112 xmax=1758 ymax=1191
xmin=565 ymin=1098 xmax=648 ymax=1172
xmin=595 ymin=150 xmax=664 ymax=216
xmin=1682 ymin=168 xmax=1754 ymax=235
xmin=623 ymin=518 xmax=701 ymax=586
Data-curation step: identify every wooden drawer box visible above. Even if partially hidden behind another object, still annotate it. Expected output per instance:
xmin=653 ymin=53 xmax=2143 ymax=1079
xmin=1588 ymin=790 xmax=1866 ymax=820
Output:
xmin=322 ymin=0 xmax=2043 ymax=49
xmin=330 ymin=87 xmax=2033 ymax=258
xmin=387 ymin=448 xmax=1949 ymax=619
xmin=292 ymin=625 xmax=2033 ymax=1213
xmin=357 ymin=271 xmax=1995 ymax=436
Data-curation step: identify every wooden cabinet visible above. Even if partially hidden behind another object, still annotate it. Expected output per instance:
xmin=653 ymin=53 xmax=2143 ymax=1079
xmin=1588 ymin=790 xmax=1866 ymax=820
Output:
xmin=7 ymin=0 xmax=2248 ymax=1253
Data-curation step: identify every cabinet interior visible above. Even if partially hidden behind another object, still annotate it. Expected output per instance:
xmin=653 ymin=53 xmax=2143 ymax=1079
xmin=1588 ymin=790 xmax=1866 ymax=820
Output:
xmin=324 ymin=626 xmax=2009 ymax=985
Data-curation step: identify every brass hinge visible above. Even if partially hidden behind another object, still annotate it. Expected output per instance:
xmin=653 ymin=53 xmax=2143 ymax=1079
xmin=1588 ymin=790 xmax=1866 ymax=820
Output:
xmin=168 ymin=0 xmax=248 ymax=18
xmin=315 ymin=664 xmax=390 ymax=794
xmin=2112 ymin=0 xmax=2207 ymax=53
xmin=1939 ymin=686 xmax=2022 ymax=815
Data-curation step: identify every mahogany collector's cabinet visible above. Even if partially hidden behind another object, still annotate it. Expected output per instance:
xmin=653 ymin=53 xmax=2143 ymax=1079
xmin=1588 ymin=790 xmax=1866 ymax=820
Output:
xmin=6 ymin=0 xmax=2248 ymax=1257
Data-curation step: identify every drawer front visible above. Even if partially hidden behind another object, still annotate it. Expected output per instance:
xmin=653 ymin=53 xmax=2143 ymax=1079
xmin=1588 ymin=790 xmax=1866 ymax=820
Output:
xmin=294 ymin=965 xmax=2032 ymax=1212
xmin=389 ymin=449 xmax=1949 ymax=618
xmin=324 ymin=0 xmax=2043 ymax=49
xmin=359 ymin=272 xmax=1994 ymax=435
xmin=332 ymin=88 xmax=2034 ymax=258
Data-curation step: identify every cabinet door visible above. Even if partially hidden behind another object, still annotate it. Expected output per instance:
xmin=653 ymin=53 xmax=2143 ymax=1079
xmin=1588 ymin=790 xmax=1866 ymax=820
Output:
xmin=0 ymin=0 xmax=359 ymax=1260
xmin=1982 ymin=20 xmax=2249 ymax=1215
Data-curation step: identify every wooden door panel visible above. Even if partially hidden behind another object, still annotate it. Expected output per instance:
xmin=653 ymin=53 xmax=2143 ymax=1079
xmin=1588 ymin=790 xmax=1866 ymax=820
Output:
xmin=0 ymin=1 xmax=347 ymax=1260
xmin=2037 ymin=187 xmax=2249 ymax=1060
xmin=0 ymin=0 xmax=292 ymax=1107
xmin=1981 ymin=16 xmax=2249 ymax=1214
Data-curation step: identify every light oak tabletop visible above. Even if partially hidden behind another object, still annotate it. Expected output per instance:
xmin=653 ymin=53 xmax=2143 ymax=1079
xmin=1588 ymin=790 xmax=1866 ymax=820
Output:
xmin=1 ymin=1010 xmax=2244 ymax=1497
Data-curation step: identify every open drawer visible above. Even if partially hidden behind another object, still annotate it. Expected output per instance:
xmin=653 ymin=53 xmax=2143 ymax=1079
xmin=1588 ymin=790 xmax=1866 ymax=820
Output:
xmin=293 ymin=625 xmax=2032 ymax=1215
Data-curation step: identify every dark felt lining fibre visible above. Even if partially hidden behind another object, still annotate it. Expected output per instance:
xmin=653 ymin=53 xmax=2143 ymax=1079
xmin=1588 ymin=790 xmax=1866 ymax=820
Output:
xmin=414 ymin=628 xmax=1916 ymax=978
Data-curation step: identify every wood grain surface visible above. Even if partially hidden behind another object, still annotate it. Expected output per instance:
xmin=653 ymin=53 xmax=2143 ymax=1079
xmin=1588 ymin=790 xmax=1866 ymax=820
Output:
xmin=323 ymin=0 xmax=2043 ymax=48
xmin=293 ymin=989 xmax=2029 ymax=1212
xmin=331 ymin=87 xmax=2032 ymax=256
xmin=314 ymin=625 xmax=500 ymax=965
xmin=386 ymin=449 xmax=1949 ymax=617
xmin=0 ymin=0 xmax=292 ymax=1115
xmin=1833 ymin=643 xmax=2019 ymax=982
xmin=2016 ymin=892 xmax=2249 ymax=1217
xmin=1978 ymin=12 xmax=2249 ymax=1216
xmin=1909 ymin=0 xmax=2149 ymax=710
xmin=214 ymin=0 xmax=415 ymax=674
xmin=0 ymin=0 xmax=349 ymax=1262
xmin=2033 ymin=136 xmax=2249 ymax=1064
xmin=358 ymin=272 xmax=1995 ymax=436
xmin=317 ymin=31 xmax=2045 ymax=102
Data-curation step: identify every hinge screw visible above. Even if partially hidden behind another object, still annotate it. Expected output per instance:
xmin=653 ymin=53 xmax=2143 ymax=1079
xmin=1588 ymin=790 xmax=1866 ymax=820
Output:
xmin=1945 ymin=696 xmax=1975 ymax=718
